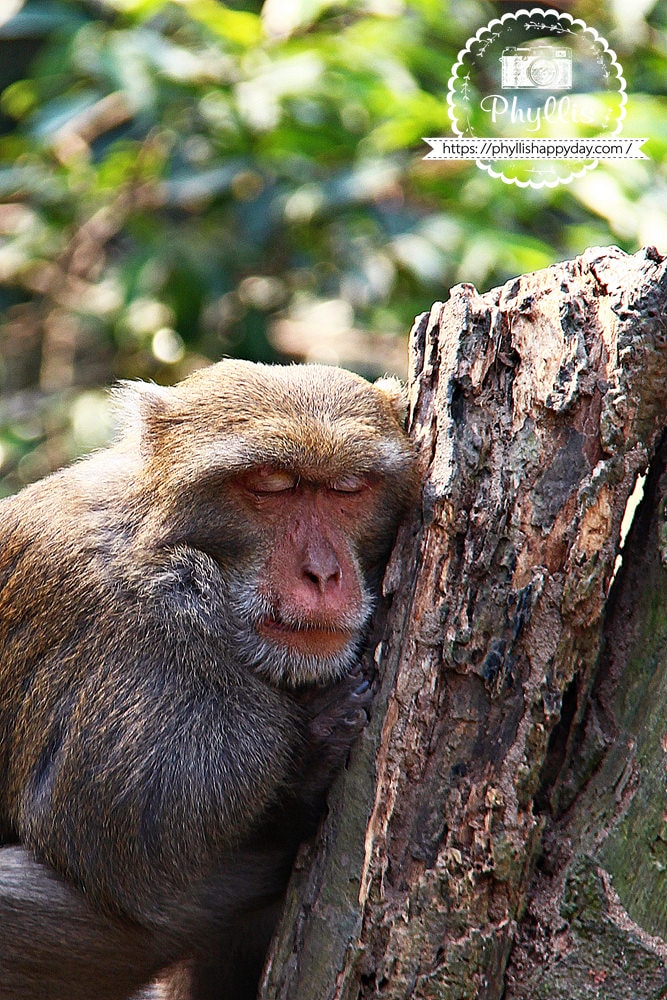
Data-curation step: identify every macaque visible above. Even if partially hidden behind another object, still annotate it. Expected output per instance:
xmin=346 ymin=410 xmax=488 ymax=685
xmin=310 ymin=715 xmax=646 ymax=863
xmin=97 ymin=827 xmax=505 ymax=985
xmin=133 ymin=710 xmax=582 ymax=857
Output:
xmin=0 ymin=360 xmax=416 ymax=999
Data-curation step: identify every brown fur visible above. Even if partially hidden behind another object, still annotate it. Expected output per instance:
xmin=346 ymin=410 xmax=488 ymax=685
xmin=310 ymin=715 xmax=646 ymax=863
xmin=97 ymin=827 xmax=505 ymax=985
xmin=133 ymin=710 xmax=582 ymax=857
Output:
xmin=0 ymin=361 xmax=416 ymax=999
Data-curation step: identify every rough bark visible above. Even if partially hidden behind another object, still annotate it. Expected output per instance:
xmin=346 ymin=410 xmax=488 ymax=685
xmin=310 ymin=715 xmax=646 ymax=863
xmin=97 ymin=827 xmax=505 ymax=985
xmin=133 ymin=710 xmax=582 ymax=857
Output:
xmin=259 ymin=245 xmax=667 ymax=1000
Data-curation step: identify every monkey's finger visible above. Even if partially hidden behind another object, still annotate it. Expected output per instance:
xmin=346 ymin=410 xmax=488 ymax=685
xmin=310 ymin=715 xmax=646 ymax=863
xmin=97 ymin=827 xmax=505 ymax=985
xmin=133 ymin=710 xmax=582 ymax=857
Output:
xmin=353 ymin=679 xmax=370 ymax=696
xmin=344 ymin=707 xmax=370 ymax=731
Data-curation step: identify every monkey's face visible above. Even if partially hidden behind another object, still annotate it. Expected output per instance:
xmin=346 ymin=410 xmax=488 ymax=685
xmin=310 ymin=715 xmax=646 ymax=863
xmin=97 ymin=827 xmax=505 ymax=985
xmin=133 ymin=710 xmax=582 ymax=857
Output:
xmin=219 ymin=464 xmax=381 ymax=688
xmin=127 ymin=360 xmax=417 ymax=689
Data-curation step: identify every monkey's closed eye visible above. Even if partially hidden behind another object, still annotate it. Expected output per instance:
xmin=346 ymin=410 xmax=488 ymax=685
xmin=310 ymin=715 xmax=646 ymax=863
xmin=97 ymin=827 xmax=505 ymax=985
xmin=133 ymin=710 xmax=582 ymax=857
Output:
xmin=330 ymin=475 xmax=368 ymax=494
xmin=244 ymin=468 xmax=298 ymax=494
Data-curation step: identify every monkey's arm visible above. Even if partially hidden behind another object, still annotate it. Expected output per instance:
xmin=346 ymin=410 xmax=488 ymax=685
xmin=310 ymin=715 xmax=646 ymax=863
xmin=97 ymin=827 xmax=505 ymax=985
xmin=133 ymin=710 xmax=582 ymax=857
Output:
xmin=0 ymin=843 xmax=292 ymax=1000
xmin=0 ymin=845 xmax=163 ymax=1000
xmin=11 ymin=648 xmax=301 ymax=928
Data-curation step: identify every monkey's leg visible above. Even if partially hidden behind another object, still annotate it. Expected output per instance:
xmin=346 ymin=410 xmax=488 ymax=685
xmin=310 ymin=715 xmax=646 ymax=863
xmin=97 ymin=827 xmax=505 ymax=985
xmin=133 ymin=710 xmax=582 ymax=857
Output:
xmin=0 ymin=846 xmax=166 ymax=1000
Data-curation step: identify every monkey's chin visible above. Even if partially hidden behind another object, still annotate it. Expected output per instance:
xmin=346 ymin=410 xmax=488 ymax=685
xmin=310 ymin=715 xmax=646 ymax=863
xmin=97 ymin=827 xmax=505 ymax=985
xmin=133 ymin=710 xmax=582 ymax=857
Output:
xmin=257 ymin=617 xmax=354 ymax=658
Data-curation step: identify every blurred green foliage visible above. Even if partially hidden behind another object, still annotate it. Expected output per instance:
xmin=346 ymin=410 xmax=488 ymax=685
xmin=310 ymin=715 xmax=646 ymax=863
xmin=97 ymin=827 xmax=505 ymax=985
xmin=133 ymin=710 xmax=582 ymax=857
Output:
xmin=0 ymin=0 xmax=665 ymax=493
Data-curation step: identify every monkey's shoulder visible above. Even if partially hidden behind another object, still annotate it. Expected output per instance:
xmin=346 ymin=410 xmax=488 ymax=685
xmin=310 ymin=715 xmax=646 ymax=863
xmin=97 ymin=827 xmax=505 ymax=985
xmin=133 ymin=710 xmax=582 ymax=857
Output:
xmin=0 ymin=447 xmax=212 ymax=612
xmin=0 ymin=446 xmax=137 ymax=560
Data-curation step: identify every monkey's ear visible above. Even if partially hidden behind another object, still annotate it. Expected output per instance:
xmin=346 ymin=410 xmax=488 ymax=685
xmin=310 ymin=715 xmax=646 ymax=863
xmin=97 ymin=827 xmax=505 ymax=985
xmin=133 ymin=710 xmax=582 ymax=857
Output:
xmin=374 ymin=376 xmax=408 ymax=427
xmin=111 ymin=381 xmax=176 ymax=454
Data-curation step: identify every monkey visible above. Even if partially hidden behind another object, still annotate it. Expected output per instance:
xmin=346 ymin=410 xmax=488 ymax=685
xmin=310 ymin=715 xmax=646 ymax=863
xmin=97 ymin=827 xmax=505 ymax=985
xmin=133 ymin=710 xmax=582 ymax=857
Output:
xmin=0 ymin=359 xmax=417 ymax=1000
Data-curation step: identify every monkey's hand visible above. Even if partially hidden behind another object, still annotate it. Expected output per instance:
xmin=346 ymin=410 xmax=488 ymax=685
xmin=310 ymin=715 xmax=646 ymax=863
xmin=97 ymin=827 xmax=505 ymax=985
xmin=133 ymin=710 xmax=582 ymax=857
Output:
xmin=306 ymin=668 xmax=371 ymax=743
xmin=294 ymin=668 xmax=372 ymax=802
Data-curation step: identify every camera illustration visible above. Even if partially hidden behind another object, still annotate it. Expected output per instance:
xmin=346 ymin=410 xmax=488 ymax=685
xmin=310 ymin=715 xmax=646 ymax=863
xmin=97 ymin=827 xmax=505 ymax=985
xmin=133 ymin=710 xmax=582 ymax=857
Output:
xmin=501 ymin=46 xmax=573 ymax=89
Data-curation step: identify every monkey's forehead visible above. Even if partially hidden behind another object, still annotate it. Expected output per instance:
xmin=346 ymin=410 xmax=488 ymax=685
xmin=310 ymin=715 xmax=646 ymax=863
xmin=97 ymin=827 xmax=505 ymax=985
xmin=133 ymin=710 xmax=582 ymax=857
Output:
xmin=117 ymin=360 xmax=415 ymax=481
xmin=133 ymin=362 xmax=412 ymax=467
xmin=189 ymin=418 xmax=413 ymax=480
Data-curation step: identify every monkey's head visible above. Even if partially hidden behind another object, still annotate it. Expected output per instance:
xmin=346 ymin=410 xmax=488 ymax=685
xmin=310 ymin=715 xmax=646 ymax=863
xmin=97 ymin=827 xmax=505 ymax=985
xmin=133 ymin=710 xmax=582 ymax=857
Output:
xmin=118 ymin=361 xmax=417 ymax=688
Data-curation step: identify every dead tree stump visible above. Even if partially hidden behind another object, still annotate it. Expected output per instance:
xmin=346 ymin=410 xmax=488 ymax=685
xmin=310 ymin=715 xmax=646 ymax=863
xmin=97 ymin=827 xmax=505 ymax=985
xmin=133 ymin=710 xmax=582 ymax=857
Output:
xmin=261 ymin=245 xmax=667 ymax=1000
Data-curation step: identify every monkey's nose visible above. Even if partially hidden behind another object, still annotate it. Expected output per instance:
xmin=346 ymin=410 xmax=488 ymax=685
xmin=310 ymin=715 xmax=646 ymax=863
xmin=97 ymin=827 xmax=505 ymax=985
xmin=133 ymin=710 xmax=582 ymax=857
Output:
xmin=300 ymin=535 xmax=343 ymax=595
xmin=302 ymin=557 xmax=342 ymax=595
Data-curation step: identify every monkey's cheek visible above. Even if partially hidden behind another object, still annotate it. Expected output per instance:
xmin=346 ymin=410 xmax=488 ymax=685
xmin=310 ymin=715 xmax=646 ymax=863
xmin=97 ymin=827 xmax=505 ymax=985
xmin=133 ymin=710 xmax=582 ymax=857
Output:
xmin=257 ymin=620 xmax=355 ymax=658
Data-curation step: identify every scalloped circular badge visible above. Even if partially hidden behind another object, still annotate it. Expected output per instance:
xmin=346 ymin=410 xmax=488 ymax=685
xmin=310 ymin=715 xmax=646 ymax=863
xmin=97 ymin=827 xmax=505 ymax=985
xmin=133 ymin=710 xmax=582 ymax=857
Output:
xmin=447 ymin=7 xmax=627 ymax=188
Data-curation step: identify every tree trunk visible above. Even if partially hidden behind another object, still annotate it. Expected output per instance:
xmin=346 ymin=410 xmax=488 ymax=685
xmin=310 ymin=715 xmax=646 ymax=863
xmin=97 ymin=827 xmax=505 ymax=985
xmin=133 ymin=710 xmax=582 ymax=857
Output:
xmin=259 ymin=245 xmax=667 ymax=1000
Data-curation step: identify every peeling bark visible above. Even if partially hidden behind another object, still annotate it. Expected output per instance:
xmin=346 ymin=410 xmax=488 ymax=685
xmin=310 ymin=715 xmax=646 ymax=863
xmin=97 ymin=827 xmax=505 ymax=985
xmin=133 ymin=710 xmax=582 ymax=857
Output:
xmin=259 ymin=246 xmax=667 ymax=1000
xmin=505 ymin=441 xmax=667 ymax=1000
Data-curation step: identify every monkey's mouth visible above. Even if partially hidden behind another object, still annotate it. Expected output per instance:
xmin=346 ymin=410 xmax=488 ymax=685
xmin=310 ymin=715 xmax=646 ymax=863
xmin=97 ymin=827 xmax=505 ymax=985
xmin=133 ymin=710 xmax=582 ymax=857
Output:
xmin=258 ymin=614 xmax=354 ymax=656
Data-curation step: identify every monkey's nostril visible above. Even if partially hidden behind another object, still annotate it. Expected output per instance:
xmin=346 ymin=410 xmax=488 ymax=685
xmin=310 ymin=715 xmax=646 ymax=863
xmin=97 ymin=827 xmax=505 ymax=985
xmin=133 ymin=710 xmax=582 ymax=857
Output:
xmin=303 ymin=565 xmax=341 ymax=593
